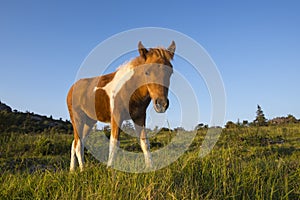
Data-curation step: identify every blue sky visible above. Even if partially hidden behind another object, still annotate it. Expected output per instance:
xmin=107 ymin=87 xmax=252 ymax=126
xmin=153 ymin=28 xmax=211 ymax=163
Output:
xmin=1 ymin=1 xmax=300 ymax=128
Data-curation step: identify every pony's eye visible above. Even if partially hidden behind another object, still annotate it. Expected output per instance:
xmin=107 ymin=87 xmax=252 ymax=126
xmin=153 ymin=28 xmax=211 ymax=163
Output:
xmin=145 ymin=71 xmax=150 ymax=76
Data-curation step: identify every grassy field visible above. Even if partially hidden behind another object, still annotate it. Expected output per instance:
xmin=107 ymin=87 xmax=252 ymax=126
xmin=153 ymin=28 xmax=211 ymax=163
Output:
xmin=0 ymin=125 xmax=299 ymax=199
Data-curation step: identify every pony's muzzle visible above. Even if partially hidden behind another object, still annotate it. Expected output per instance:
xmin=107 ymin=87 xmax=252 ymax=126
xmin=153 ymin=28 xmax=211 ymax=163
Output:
xmin=154 ymin=98 xmax=169 ymax=113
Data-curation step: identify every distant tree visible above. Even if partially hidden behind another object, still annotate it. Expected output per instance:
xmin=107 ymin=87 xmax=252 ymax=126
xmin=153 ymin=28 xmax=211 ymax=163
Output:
xmin=242 ymin=120 xmax=249 ymax=126
xmin=254 ymin=105 xmax=267 ymax=126
xmin=225 ymin=121 xmax=238 ymax=129
xmin=153 ymin=126 xmax=159 ymax=133
xmin=103 ymin=125 xmax=111 ymax=133
xmin=237 ymin=119 xmax=242 ymax=127
xmin=122 ymin=120 xmax=135 ymax=135
xmin=286 ymin=114 xmax=297 ymax=123
xmin=194 ymin=123 xmax=204 ymax=130
xmin=161 ymin=127 xmax=173 ymax=132
xmin=174 ymin=127 xmax=185 ymax=132
xmin=269 ymin=114 xmax=298 ymax=125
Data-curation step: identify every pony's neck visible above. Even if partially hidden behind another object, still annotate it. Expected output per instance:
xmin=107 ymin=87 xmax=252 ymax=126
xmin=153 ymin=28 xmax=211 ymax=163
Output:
xmin=133 ymin=84 xmax=149 ymax=102
xmin=119 ymin=56 xmax=149 ymax=102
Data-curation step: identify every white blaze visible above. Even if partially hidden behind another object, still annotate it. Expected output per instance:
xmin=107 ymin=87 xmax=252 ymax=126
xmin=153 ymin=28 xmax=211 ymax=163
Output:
xmin=102 ymin=63 xmax=134 ymax=112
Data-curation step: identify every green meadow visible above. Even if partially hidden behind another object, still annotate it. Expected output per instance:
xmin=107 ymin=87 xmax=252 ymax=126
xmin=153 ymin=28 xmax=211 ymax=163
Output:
xmin=1 ymin=125 xmax=299 ymax=199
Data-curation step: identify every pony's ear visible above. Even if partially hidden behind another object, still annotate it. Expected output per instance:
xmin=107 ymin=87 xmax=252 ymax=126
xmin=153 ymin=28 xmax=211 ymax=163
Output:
xmin=138 ymin=41 xmax=148 ymax=60
xmin=167 ymin=41 xmax=176 ymax=60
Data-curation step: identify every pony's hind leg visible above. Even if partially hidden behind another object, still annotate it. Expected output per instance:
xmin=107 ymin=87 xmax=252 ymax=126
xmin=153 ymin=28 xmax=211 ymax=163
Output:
xmin=75 ymin=139 xmax=84 ymax=171
xmin=70 ymin=140 xmax=77 ymax=171
xmin=77 ymin=122 xmax=95 ymax=171
xmin=69 ymin=117 xmax=83 ymax=171
xmin=69 ymin=115 xmax=85 ymax=172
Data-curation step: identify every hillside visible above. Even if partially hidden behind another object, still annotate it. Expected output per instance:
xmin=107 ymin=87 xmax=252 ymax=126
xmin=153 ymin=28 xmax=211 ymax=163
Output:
xmin=0 ymin=101 xmax=299 ymax=199
xmin=1 ymin=124 xmax=299 ymax=199
xmin=0 ymin=101 xmax=72 ymax=134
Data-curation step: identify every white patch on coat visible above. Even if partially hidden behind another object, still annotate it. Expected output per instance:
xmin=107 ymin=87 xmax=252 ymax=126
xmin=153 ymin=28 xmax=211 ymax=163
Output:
xmin=93 ymin=87 xmax=100 ymax=92
xmin=102 ymin=62 xmax=134 ymax=112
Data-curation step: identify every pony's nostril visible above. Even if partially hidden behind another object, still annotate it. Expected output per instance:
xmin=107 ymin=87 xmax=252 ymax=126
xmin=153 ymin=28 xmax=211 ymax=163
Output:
xmin=165 ymin=99 xmax=169 ymax=110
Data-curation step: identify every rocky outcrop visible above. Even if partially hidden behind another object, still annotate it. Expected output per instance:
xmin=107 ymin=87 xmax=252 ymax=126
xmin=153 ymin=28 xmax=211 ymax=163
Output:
xmin=0 ymin=101 xmax=12 ymax=112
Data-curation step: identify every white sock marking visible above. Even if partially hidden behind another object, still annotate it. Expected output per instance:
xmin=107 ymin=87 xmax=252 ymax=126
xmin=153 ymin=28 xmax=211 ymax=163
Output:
xmin=70 ymin=140 xmax=76 ymax=171
xmin=140 ymin=138 xmax=153 ymax=168
xmin=107 ymin=136 xmax=119 ymax=166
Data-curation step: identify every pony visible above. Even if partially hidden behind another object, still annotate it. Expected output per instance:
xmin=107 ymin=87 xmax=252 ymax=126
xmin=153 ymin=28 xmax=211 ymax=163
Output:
xmin=67 ymin=41 xmax=176 ymax=171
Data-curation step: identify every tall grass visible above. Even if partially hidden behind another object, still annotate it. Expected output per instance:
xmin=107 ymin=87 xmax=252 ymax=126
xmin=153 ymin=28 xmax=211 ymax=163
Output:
xmin=1 ymin=125 xmax=299 ymax=199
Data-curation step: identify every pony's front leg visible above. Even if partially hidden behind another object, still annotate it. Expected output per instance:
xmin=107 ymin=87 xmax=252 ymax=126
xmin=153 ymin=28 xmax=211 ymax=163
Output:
xmin=107 ymin=136 xmax=119 ymax=167
xmin=107 ymin=118 xmax=120 ymax=167
xmin=135 ymin=124 xmax=153 ymax=169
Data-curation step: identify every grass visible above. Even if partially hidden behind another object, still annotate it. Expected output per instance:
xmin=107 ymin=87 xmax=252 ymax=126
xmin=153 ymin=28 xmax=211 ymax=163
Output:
xmin=0 ymin=125 xmax=300 ymax=199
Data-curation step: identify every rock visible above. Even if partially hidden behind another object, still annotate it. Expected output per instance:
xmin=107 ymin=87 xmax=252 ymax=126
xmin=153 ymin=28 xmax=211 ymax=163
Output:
xmin=0 ymin=101 xmax=12 ymax=112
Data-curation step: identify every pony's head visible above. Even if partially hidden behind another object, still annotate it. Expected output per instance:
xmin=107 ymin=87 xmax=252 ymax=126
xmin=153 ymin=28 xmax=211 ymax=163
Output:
xmin=138 ymin=41 xmax=176 ymax=113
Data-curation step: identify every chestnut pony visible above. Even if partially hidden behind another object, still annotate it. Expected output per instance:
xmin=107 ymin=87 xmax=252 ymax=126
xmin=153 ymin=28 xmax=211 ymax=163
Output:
xmin=67 ymin=41 xmax=175 ymax=171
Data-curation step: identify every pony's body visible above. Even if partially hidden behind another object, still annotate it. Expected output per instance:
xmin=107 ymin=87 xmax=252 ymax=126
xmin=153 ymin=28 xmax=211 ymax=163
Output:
xmin=67 ymin=41 xmax=175 ymax=171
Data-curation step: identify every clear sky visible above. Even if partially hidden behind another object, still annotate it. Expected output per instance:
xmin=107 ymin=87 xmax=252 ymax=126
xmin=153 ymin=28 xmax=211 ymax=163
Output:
xmin=1 ymin=1 xmax=300 ymax=128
